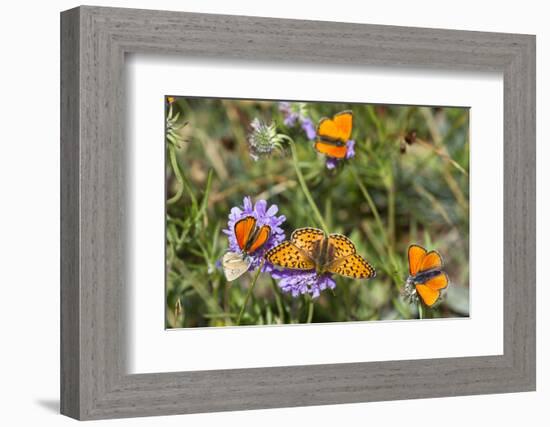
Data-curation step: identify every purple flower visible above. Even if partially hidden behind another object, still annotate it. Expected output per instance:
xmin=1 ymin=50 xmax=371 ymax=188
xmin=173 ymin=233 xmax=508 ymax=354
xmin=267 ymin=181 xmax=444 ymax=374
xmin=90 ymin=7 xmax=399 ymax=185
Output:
xmin=326 ymin=139 xmax=356 ymax=170
xmin=279 ymin=102 xmax=300 ymax=127
xmin=223 ymin=196 xmax=286 ymax=271
xmin=271 ymin=269 xmax=336 ymax=299
xmin=279 ymin=102 xmax=316 ymax=140
xmin=300 ymin=117 xmax=317 ymax=140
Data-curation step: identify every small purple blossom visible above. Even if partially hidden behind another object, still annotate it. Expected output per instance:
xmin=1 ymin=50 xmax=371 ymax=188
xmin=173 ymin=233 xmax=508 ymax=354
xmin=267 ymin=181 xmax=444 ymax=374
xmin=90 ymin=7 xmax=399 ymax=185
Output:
xmin=300 ymin=117 xmax=317 ymax=140
xmin=326 ymin=139 xmax=356 ymax=170
xmin=271 ymin=269 xmax=336 ymax=299
xmin=279 ymin=102 xmax=316 ymax=140
xmin=223 ymin=196 xmax=286 ymax=271
xmin=279 ymin=102 xmax=300 ymax=127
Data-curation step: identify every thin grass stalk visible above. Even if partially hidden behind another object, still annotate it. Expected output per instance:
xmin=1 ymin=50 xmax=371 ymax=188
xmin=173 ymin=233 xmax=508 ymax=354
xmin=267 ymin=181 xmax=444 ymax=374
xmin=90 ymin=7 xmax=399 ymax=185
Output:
xmin=286 ymin=137 xmax=330 ymax=234
xmin=418 ymin=302 xmax=424 ymax=319
xmin=306 ymin=297 xmax=315 ymax=323
xmin=349 ymin=166 xmax=387 ymax=246
xmin=236 ymin=261 xmax=264 ymax=326
xmin=271 ymin=279 xmax=285 ymax=323
xmin=167 ymin=144 xmax=184 ymax=205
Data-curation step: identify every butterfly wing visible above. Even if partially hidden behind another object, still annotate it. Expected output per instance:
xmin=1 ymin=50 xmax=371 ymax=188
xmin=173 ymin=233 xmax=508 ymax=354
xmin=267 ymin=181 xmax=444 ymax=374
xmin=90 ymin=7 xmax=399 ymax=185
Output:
xmin=332 ymin=110 xmax=353 ymax=141
xmin=408 ymin=244 xmax=427 ymax=276
xmin=415 ymin=284 xmax=440 ymax=307
xmin=415 ymin=273 xmax=448 ymax=306
xmin=234 ymin=216 xmax=256 ymax=251
xmin=314 ymin=141 xmax=348 ymax=159
xmin=408 ymin=244 xmax=444 ymax=276
xmin=290 ymin=228 xmax=325 ymax=254
xmin=325 ymin=234 xmax=375 ymax=279
xmin=266 ymin=241 xmax=315 ymax=270
xmin=419 ymin=251 xmax=443 ymax=273
xmin=317 ymin=117 xmax=341 ymax=141
xmin=328 ymin=234 xmax=357 ymax=258
xmin=423 ymin=272 xmax=449 ymax=291
xmin=246 ymin=225 xmax=271 ymax=254
xmin=326 ymin=254 xmax=376 ymax=279
xmin=222 ymin=252 xmax=251 ymax=282
xmin=317 ymin=111 xmax=353 ymax=142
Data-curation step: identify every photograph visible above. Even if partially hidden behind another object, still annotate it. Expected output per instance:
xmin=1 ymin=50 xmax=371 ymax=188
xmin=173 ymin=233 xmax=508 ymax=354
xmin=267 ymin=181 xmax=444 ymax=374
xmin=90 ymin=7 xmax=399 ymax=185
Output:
xmin=165 ymin=96 xmax=470 ymax=328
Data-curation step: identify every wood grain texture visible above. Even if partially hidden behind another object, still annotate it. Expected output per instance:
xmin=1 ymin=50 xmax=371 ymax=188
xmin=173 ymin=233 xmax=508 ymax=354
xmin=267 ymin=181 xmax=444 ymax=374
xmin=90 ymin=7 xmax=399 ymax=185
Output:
xmin=60 ymin=7 xmax=81 ymax=419
xmin=60 ymin=5 xmax=536 ymax=420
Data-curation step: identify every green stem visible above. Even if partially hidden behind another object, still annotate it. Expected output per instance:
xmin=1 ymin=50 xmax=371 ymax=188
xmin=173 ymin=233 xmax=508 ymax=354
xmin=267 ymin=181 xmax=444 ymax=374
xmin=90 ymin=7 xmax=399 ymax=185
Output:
xmin=167 ymin=144 xmax=184 ymax=205
xmin=270 ymin=279 xmax=285 ymax=323
xmin=366 ymin=105 xmax=385 ymax=141
xmin=387 ymin=174 xmax=396 ymax=250
xmin=287 ymin=138 xmax=330 ymax=234
xmin=236 ymin=261 xmax=264 ymax=326
xmin=418 ymin=302 xmax=424 ymax=320
xmin=349 ymin=166 xmax=387 ymax=246
xmin=350 ymin=165 xmax=400 ymax=285
xmin=167 ymin=144 xmax=198 ymax=207
xmin=306 ymin=297 xmax=315 ymax=323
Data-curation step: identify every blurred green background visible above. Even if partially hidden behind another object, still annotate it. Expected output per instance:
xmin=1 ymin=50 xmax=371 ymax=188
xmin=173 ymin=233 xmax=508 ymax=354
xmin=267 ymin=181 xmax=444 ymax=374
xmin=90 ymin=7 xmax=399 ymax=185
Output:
xmin=165 ymin=97 xmax=469 ymax=328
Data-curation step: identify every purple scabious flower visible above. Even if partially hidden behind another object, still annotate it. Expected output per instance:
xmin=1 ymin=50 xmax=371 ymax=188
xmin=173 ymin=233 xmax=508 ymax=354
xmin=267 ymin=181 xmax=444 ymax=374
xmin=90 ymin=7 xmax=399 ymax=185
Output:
xmin=271 ymin=269 xmax=336 ymax=299
xmin=223 ymin=196 xmax=286 ymax=271
xmin=326 ymin=139 xmax=356 ymax=170
xmin=279 ymin=102 xmax=316 ymax=140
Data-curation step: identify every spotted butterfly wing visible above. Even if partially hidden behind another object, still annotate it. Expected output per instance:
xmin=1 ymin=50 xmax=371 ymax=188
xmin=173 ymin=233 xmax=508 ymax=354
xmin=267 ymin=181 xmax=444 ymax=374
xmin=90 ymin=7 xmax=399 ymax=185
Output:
xmin=265 ymin=241 xmax=315 ymax=270
xmin=290 ymin=228 xmax=325 ymax=254
xmin=326 ymin=254 xmax=376 ymax=279
xmin=324 ymin=234 xmax=375 ymax=278
xmin=328 ymin=234 xmax=356 ymax=258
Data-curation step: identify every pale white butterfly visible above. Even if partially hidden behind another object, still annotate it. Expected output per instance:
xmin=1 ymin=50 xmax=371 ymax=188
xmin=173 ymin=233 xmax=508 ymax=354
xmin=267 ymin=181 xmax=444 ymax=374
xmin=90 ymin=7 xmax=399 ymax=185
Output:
xmin=222 ymin=251 xmax=252 ymax=282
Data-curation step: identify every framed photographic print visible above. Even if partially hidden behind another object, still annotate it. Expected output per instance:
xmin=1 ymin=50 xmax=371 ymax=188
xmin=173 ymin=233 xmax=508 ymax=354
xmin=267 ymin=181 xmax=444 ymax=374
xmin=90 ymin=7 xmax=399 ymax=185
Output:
xmin=61 ymin=6 xmax=536 ymax=420
xmin=163 ymin=96 xmax=469 ymax=330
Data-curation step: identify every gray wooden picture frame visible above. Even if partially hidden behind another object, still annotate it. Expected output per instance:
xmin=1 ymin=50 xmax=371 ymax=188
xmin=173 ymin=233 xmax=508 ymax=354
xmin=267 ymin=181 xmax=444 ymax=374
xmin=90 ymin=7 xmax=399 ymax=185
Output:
xmin=60 ymin=5 xmax=536 ymax=421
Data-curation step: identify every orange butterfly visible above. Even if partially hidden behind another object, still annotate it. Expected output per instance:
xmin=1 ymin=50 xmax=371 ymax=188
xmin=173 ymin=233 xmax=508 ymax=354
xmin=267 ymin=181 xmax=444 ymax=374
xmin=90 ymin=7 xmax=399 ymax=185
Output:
xmin=266 ymin=227 xmax=375 ymax=279
xmin=222 ymin=216 xmax=271 ymax=282
xmin=233 ymin=216 xmax=271 ymax=255
xmin=405 ymin=244 xmax=449 ymax=307
xmin=314 ymin=110 xmax=353 ymax=159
